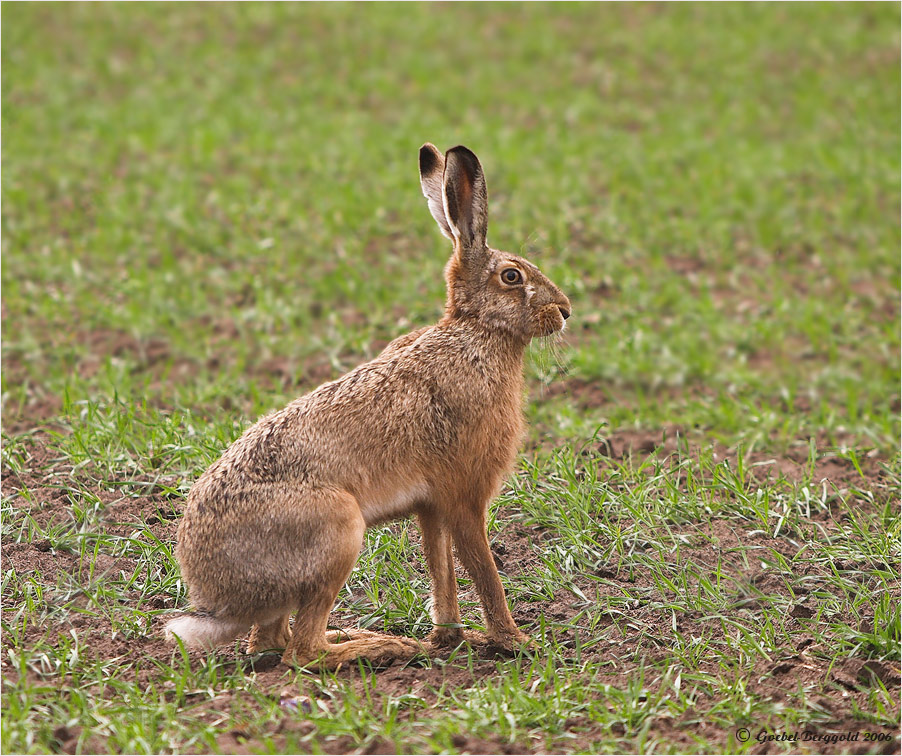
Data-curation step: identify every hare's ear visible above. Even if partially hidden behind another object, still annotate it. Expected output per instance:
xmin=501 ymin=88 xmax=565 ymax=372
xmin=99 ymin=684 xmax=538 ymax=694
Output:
xmin=442 ymin=145 xmax=488 ymax=258
xmin=419 ymin=143 xmax=454 ymax=240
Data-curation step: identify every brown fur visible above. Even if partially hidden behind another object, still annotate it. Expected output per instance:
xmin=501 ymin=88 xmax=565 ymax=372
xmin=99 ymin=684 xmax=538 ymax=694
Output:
xmin=166 ymin=144 xmax=571 ymax=668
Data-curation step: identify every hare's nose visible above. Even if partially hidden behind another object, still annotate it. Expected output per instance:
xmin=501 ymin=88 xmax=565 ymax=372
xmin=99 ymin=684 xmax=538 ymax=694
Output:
xmin=558 ymin=306 xmax=571 ymax=320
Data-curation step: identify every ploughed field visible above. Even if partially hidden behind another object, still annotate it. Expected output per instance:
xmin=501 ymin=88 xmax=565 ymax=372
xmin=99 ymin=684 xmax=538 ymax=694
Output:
xmin=2 ymin=3 xmax=899 ymax=754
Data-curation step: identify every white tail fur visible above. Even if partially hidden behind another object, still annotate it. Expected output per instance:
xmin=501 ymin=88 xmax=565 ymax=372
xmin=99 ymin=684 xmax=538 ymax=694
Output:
xmin=164 ymin=614 xmax=248 ymax=649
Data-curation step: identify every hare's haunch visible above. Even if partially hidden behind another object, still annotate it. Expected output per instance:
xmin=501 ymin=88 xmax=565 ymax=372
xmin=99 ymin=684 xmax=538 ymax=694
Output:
xmin=166 ymin=144 xmax=571 ymax=668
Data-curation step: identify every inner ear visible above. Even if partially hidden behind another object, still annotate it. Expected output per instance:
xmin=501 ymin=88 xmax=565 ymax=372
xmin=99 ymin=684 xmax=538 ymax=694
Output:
xmin=442 ymin=146 xmax=488 ymax=256
xmin=419 ymin=143 xmax=454 ymax=240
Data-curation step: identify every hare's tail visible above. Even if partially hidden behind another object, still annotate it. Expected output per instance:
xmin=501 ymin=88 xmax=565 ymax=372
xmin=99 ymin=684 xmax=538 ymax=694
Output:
xmin=165 ymin=612 xmax=249 ymax=649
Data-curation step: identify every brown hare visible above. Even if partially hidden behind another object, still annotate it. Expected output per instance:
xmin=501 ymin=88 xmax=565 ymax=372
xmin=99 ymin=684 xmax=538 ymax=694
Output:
xmin=166 ymin=143 xmax=571 ymax=668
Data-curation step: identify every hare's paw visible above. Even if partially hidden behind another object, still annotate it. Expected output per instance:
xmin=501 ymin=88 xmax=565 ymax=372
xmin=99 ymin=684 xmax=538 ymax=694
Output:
xmin=325 ymin=628 xmax=381 ymax=643
xmin=326 ymin=629 xmax=421 ymax=659
xmin=427 ymin=626 xmax=465 ymax=648
xmin=365 ymin=635 xmax=424 ymax=665
xmin=425 ymin=628 xmax=533 ymax=658
xmin=385 ymin=635 xmax=423 ymax=656
xmin=486 ymin=629 xmax=534 ymax=655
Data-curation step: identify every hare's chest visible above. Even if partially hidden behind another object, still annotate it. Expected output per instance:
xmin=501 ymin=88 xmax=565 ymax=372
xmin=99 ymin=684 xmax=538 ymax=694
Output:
xmin=455 ymin=397 xmax=524 ymax=472
xmin=358 ymin=480 xmax=430 ymax=527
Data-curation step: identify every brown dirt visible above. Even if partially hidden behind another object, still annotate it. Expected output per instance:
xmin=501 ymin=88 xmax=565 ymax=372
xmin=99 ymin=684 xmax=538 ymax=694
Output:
xmin=2 ymin=430 xmax=899 ymax=754
xmin=1 ymin=323 xmax=340 ymax=434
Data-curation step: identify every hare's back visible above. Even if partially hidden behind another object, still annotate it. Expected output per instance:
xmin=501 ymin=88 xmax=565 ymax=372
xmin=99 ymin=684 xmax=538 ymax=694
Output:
xmin=186 ymin=323 xmax=515 ymax=512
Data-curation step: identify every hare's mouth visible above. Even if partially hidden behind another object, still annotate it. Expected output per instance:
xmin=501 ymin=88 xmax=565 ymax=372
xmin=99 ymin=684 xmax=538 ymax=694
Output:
xmin=536 ymin=305 xmax=567 ymax=336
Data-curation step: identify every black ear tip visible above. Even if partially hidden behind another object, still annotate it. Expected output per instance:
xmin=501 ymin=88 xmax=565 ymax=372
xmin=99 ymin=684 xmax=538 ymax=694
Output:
xmin=446 ymin=145 xmax=482 ymax=175
xmin=446 ymin=144 xmax=477 ymax=159
xmin=419 ymin=143 xmax=441 ymax=176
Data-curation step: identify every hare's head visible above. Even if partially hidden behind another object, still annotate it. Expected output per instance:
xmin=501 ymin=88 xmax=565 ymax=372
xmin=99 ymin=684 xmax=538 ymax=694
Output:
xmin=419 ymin=143 xmax=571 ymax=343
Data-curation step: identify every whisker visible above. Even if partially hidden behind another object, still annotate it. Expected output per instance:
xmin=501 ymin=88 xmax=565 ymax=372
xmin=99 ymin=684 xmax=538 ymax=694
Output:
xmin=529 ymin=331 xmax=570 ymax=394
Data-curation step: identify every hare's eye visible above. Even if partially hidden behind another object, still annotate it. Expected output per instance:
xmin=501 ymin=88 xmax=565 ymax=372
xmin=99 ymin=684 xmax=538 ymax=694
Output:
xmin=501 ymin=268 xmax=522 ymax=285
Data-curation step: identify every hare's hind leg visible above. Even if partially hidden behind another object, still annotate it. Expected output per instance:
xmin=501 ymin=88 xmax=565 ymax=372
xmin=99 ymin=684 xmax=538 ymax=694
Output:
xmin=324 ymin=628 xmax=423 ymax=661
xmin=316 ymin=633 xmax=422 ymax=668
xmin=280 ymin=489 xmax=421 ymax=669
xmin=280 ymin=488 xmax=363 ymax=666
xmin=248 ymin=613 xmax=291 ymax=653
xmin=283 ymin=593 xmax=422 ymax=669
xmin=325 ymin=628 xmax=380 ymax=642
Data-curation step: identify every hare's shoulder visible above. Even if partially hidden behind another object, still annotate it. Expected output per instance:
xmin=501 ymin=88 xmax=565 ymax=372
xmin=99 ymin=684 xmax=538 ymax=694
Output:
xmin=331 ymin=322 xmax=498 ymax=393
xmin=376 ymin=325 xmax=432 ymax=358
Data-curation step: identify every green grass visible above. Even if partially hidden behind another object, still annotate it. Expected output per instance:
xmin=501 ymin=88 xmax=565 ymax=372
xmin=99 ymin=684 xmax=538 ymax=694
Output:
xmin=2 ymin=3 xmax=899 ymax=754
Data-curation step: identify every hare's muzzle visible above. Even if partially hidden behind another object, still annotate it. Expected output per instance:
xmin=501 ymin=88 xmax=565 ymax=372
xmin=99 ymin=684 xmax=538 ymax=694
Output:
xmin=536 ymin=301 xmax=570 ymax=336
xmin=555 ymin=293 xmax=572 ymax=326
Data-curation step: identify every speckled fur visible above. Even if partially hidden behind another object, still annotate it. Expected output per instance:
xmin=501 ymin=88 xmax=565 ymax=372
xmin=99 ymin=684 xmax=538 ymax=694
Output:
xmin=167 ymin=144 xmax=571 ymax=668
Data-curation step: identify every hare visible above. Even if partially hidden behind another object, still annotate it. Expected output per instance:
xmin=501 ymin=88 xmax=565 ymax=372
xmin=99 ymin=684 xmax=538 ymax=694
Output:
xmin=166 ymin=144 xmax=571 ymax=668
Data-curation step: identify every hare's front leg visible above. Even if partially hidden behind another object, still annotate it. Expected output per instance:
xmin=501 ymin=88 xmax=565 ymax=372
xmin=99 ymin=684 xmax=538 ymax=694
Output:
xmin=418 ymin=510 xmax=463 ymax=647
xmin=451 ymin=507 xmax=531 ymax=651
